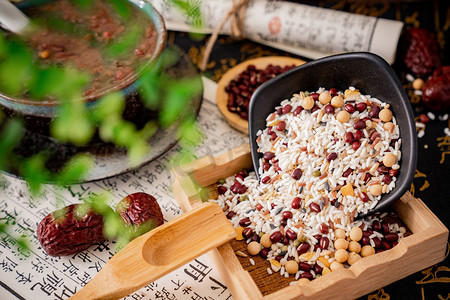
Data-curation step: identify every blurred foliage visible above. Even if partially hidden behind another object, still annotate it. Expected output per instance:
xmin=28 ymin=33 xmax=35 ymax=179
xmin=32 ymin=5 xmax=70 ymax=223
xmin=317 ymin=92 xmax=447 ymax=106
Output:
xmin=0 ymin=0 xmax=204 ymax=255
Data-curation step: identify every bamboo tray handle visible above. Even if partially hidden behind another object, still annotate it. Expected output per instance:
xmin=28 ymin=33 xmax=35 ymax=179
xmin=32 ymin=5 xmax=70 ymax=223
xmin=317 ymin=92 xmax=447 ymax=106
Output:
xmin=70 ymin=202 xmax=236 ymax=300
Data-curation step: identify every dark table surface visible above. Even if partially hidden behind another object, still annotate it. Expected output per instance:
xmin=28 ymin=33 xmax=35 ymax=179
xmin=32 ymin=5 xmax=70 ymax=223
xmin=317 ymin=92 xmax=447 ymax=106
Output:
xmin=172 ymin=1 xmax=449 ymax=299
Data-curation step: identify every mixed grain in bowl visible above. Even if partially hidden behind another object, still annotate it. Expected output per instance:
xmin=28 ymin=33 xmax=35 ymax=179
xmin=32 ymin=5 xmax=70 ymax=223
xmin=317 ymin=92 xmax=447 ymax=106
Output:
xmin=210 ymin=87 xmax=407 ymax=282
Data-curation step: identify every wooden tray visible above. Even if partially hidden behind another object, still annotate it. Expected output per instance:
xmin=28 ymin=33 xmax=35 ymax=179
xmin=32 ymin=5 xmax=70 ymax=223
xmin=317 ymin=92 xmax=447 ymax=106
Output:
xmin=171 ymin=144 xmax=449 ymax=300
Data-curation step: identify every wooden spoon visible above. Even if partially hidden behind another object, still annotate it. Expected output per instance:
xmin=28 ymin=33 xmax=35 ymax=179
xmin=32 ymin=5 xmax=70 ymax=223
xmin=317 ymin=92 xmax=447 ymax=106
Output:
xmin=216 ymin=56 xmax=305 ymax=134
xmin=69 ymin=202 xmax=235 ymax=300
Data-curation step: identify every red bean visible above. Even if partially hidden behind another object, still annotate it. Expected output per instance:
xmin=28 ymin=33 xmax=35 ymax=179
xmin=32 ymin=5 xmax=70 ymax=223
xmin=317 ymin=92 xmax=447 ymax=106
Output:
xmin=372 ymin=220 xmax=381 ymax=232
xmin=392 ymin=241 xmax=399 ymax=247
xmin=237 ymin=184 xmax=247 ymax=194
xmin=363 ymin=229 xmax=373 ymax=237
xmin=361 ymin=236 xmax=370 ymax=245
xmin=235 ymin=174 xmax=244 ymax=181
xmin=260 ymin=248 xmax=269 ymax=258
xmin=370 ymin=132 xmax=380 ymax=142
xmin=299 ymin=262 xmax=311 ymax=271
xmin=383 ymin=175 xmax=392 ymax=184
xmin=226 ymin=211 xmax=235 ymax=219
xmin=319 ymin=236 xmax=330 ymax=249
xmin=319 ymin=223 xmax=328 ymax=234
xmin=292 ymin=197 xmax=301 ymax=209
xmin=282 ymin=104 xmax=292 ymax=114
xmin=314 ymin=264 xmax=323 ymax=274
xmin=381 ymin=240 xmax=392 ymax=250
xmin=345 ymin=103 xmax=356 ymax=113
xmin=363 ymin=173 xmax=372 ymax=183
xmin=385 ymin=233 xmax=398 ymax=242
xmin=356 ymin=102 xmax=367 ymax=112
xmin=324 ymin=104 xmax=335 ymax=114
xmin=359 ymin=192 xmax=369 ymax=202
xmin=353 ymin=120 xmax=366 ymax=130
xmin=345 ymin=132 xmax=354 ymax=143
xmin=293 ymin=106 xmax=303 ymax=116
xmin=343 ymin=168 xmax=353 ymax=177
xmin=270 ymin=231 xmax=282 ymax=243
xmin=381 ymin=222 xmax=390 ymax=234
xmin=329 ymin=88 xmax=338 ymax=95
xmin=327 ymin=152 xmax=338 ymax=161
xmin=280 ymin=219 xmax=287 ymax=227
xmin=275 ymin=255 xmax=283 ymax=261
xmin=276 ymin=108 xmax=283 ymax=115
xmin=217 ymin=186 xmax=227 ymax=195
xmin=369 ymin=106 xmax=380 ymax=118
xmin=312 ymin=105 xmax=320 ymax=113
xmin=372 ymin=237 xmax=382 ymax=248
xmin=250 ymin=233 xmax=260 ymax=242
xmin=300 ymin=272 xmax=313 ymax=280
xmin=352 ymin=141 xmax=361 ymax=151
xmin=292 ymin=168 xmax=303 ymax=180
xmin=419 ymin=114 xmax=430 ymax=123
xmin=230 ymin=182 xmax=241 ymax=194
xmin=274 ymin=163 xmax=282 ymax=172
xmin=242 ymin=227 xmax=253 ymax=239
xmin=286 ymin=229 xmax=297 ymax=240
xmin=282 ymin=236 xmax=289 ymax=245
xmin=263 ymin=152 xmax=275 ymax=161
xmin=261 ymin=176 xmax=271 ymax=184
xmin=297 ymin=242 xmax=310 ymax=255
xmin=310 ymin=202 xmax=321 ymax=213
xmin=310 ymin=93 xmax=319 ymax=100
xmin=377 ymin=166 xmax=389 ymax=174
xmin=354 ymin=130 xmax=363 ymax=141
xmin=262 ymin=162 xmax=271 ymax=171
xmin=239 ymin=218 xmax=251 ymax=227
xmin=276 ymin=121 xmax=286 ymax=131
xmin=389 ymin=169 xmax=399 ymax=177
xmin=282 ymin=211 xmax=293 ymax=219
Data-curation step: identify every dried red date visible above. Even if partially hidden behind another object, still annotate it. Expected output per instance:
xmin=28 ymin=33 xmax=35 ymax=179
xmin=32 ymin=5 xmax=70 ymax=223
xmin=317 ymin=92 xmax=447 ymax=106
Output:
xmin=37 ymin=204 xmax=105 ymax=256
xmin=422 ymin=66 xmax=450 ymax=111
xmin=116 ymin=192 xmax=164 ymax=239
xmin=400 ymin=28 xmax=442 ymax=77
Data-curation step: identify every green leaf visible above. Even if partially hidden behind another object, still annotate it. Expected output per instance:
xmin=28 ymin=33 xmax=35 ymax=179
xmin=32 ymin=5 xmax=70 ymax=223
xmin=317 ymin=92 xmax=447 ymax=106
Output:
xmin=28 ymin=67 xmax=66 ymax=99
xmin=159 ymin=76 xmax=202 ymax=127
xmin=0 ymin=40 xmax=36 ymax=95
xmin=20 ymin=154 xmax=52 ymax=196
xmin=105 ymin=24 xmax=143 ymax=58
xmin=177 ymin=117 xmax=204 ymax=147
xmin=91 ymin=93 xmax=125 ymax=123
xmin=50 ymin=99 xmax=95 ymax=145
xmin=109 ymin=0 xmax=132 ymax=19
xmin=112 ymin=120 xmax=137 ymax=146
xmin=171 ymin=0 xmax=203 ymax=28
xmin=53 ymin=154 xmax=94 ymax=184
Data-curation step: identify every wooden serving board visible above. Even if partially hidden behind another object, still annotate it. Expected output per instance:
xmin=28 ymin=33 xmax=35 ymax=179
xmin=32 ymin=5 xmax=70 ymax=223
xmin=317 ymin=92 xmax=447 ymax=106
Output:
xmin=216 ymin=56 xmax=305 ymax=134
xmin=171 ymin=144 xmax=449 ymax=300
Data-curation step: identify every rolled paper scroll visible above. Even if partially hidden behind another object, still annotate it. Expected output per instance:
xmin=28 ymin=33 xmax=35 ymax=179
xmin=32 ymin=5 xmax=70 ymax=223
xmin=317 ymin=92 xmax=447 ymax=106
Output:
xmin=153 ymin=0 xmax=403 ymax=64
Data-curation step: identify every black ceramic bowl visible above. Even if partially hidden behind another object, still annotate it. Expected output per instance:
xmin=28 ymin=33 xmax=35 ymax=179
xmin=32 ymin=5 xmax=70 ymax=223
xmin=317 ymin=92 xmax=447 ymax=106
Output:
xmin=248 ymin=52 xmax=417 ymax=218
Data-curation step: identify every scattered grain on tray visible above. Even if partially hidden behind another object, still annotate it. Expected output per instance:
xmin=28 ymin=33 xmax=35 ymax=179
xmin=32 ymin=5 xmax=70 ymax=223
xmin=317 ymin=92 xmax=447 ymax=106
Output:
xmin=412 ymin=78 xmax=425 ymax=90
